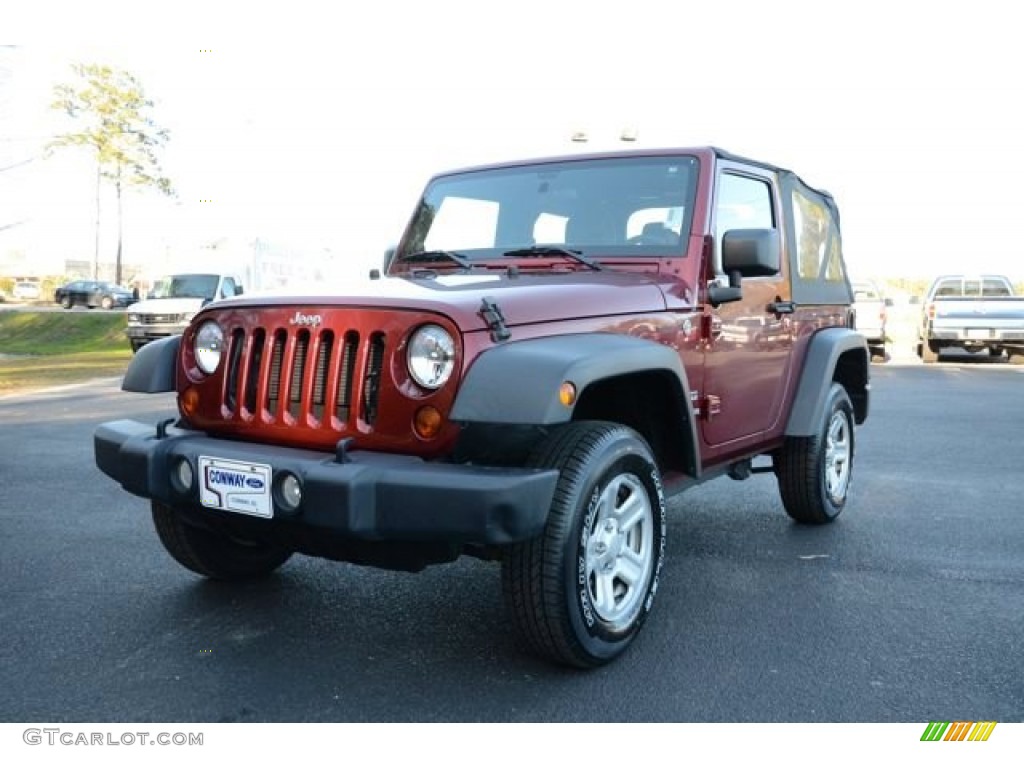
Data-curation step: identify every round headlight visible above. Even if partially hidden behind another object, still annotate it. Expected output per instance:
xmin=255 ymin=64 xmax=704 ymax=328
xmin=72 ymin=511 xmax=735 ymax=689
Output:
xmin=194 ymin=321 xmax=224 ymax=375
xmin=407 ymin=324 xmax=456 ymax=389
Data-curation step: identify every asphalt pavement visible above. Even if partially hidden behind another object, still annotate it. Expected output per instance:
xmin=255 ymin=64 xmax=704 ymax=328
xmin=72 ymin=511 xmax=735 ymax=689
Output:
xmin=0 ymin=361 xmax=1022 ymax=722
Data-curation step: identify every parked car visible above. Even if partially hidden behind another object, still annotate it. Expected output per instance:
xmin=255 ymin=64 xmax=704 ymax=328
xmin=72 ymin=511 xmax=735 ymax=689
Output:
xmin=918 ymin=274 xmax=1024 ymax=363
xmin=95 ymin=146 xmax=870 ymax=668
xmin=851 ymin=280 xmax=887 ymax=360
xmin=125 ymin=273 xmax=243 ymax=352
xmin=12 ymin=281 xmax=42 ymax=301
xmin=54 ymin=280 xmax=135 ymax=310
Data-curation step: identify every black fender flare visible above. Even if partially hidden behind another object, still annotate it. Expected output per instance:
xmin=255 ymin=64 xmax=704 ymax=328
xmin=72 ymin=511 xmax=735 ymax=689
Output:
xmin=122 ymin=336 xmax=180 ymax=393
xmin=451 ymin=333 xmax=699 ymax=469
xmin=785 ymin=328 xmax=869 ymax=436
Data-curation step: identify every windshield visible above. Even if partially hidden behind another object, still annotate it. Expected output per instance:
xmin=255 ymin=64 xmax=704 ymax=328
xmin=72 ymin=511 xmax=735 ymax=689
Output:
xmin=150 ymin=274 xmax=220 ymax=300
xmin=397 ymin=156 xmax=698 ymax=264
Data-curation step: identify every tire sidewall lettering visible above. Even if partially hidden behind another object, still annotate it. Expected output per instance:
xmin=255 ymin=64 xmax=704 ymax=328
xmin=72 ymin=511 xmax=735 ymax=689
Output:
xmin=565 ymin=439 xmax=666 ymax=653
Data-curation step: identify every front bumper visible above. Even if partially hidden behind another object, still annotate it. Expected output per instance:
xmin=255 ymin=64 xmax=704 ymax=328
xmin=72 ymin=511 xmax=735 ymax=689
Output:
xmin=94 ymin=420 xmax=558 ymax=545
xmin=126 ymin=324 xmax=187 ymax=343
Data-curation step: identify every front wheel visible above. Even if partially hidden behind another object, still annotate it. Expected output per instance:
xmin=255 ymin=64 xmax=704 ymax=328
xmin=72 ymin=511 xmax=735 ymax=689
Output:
xmin=101 ymin=295 xmax=113 ymax=310
xmin=152 ymin=502 xmax=292 ymax=580
xmin=60 ymin=295 xmax=72 ymax=309
xmin=502 ymin=422 xmax=666 ymax=668
xmin=775 ymin=382 xmax=855 ymax=524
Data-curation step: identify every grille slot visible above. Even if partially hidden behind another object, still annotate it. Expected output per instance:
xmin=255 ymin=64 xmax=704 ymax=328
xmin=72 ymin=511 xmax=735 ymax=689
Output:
xmin=288 ymin=330 xmax=310 ymax=420
xmin=311 ymin=331 xmax=333 ymax=421
xmin=362 ymin=332 xmax=386 ymax=426
xmin=336 ymin=331 xmax=359 ymax=423
xmin=266 ymin=330 xmax=286 ymax=415
xmin=244 ymin=329 xmax=265 ymax=414
xmin=224 ymin=328 xmax=245 ymax=412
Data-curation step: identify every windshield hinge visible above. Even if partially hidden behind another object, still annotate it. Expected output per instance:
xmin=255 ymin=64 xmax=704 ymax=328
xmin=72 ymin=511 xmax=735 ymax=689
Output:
xmin=480 ymin=297 xmax=511 ymax=343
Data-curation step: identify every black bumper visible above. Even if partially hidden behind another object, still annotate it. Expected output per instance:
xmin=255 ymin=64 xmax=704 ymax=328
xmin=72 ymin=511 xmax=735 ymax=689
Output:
xmin=94 ymin=420 xmax=559 ymax=545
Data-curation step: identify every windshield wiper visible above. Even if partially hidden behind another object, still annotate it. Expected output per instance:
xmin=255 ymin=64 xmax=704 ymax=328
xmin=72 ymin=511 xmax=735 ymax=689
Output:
xmin=502 ymin=246 xmax=603 ymax=271
xmin=400 ymin=250 xmax=473 ymax=270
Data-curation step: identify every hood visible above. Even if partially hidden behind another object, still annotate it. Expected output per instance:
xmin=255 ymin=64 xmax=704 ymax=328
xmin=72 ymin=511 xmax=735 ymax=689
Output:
xmin=128 ymin=297 xmax=207 ymax=315
xmin=219 ymin=270 xmax=676 ymax=331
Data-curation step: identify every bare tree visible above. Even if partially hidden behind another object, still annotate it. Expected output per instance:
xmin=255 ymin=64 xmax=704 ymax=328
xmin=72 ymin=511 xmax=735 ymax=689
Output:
xmin=49 ymin=63 xmax=173 ymax=284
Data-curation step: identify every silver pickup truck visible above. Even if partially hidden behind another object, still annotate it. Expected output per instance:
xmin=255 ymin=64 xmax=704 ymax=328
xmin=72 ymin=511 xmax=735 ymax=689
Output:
xmin=918 ymin=275 xmax=1024 ymax=363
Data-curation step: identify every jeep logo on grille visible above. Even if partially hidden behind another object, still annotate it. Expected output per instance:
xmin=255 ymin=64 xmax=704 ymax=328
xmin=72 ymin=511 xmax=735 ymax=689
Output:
xmin=289 ymin=311 xmax=322 ymax=328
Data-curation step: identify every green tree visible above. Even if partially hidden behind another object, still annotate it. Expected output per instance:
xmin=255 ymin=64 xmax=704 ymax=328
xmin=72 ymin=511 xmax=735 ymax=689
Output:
xmin=49 ymin=63 xmax=173 ymax=285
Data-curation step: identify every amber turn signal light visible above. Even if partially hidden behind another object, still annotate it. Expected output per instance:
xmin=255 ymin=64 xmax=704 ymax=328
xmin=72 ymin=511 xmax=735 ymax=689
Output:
xmin=559 ymin=381 xmax=577 ymax=407
xmin=413 ymin=406 xmax=443 ymax=439
xmin=180 ymin=386 xmax=200 ymax=417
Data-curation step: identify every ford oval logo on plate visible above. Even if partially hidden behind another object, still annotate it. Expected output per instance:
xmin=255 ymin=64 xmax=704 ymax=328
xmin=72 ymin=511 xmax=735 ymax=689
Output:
xmin=246 ymin=477 xmax=265 ymax=489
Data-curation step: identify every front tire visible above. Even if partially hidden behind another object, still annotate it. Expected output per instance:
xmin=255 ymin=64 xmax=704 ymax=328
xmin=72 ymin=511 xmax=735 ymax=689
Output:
xmin=101 ymin=295 xmax=113 ymax=310
xmin=152 ymin=501 xmax=292 ymax=580
xmin=775 ymin=382 xmax=855 ymax=524
xmin=502 ymin=422 xmax=666 ymax=668
xmin=60 ymin=295 xmax=72 ymax=309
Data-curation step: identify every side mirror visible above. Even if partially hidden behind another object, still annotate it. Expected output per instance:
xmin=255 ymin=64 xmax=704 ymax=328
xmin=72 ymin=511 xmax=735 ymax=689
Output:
xmin=236 ymin=285 xmax=244 ymax=296
xmin=722 ymin=228 xmax=781 ymax=276
xmin=708 ymin=229 xmax=780 ymax=307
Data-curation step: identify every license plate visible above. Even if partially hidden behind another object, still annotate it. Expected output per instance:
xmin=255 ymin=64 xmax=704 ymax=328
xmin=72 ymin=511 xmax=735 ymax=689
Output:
xmin=966 ymin=329 xmax=991 ymax=339
xmin=198 ymin=456 xmax=273 ymax=518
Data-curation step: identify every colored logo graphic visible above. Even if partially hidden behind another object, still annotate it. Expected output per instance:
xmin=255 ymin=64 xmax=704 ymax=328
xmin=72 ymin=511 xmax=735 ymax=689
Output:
xmin=921 ymin=722 xmax=997 ymax=741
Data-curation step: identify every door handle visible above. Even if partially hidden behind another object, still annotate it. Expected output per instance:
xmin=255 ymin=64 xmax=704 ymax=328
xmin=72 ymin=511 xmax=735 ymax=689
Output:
xmin=767 ymin=300 xmax=796 ymax=316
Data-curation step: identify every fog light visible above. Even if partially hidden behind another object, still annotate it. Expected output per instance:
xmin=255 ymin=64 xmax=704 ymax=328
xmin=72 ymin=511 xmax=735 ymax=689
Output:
xmin=172 ymin=457 xmax=194 ymax=493
xmin=276 ymin=472 xmax=303 ymax=512
xmin=413 ymin=406 xmax=443 ymax=439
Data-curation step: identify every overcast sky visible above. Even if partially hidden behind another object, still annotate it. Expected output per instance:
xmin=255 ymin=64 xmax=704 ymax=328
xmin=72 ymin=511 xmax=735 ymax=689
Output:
xmin=5 ymin=1 xmax=1024 ymax=284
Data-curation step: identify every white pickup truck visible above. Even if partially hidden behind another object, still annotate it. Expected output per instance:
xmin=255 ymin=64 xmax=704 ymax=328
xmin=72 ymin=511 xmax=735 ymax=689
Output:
xmin=126 ymin=273 xmax=243 ymax=353
xmin=918 ymin=274 xmax=1024 ymax=363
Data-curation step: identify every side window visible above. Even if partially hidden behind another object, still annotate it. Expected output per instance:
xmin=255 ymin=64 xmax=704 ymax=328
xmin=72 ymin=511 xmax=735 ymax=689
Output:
xmin=791 ymin=186 xmax=844 ymax=283
xmin=715 ymin=173 xmax=774 ymax=265
xmin=982 ymin=279 xmax=1010 ymax=297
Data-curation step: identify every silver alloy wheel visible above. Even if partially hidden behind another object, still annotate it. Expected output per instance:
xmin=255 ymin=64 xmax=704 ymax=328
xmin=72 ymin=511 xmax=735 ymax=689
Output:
xmin=583 ymin=471 xmax=654 ymax=631
xmin=824 ymin=410 xmax=852 ymax=502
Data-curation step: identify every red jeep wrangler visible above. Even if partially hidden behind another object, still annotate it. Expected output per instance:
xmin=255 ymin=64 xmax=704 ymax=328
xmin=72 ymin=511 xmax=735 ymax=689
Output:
xmin=95 ymin=147 xmax=869 ymax=667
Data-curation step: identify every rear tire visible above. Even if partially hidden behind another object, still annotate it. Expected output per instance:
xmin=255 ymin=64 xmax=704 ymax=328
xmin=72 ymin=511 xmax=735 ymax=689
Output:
xmin=502 ymin=422 xmax=666 ymax=668
xmin=152 ymin=502 xmax=292 ymax=580
xmin=921 ymin=340 xmax=939 ymax=364
xmin=101 ymin=295 xmax=113 ymax=310
xmin=60 ymin=295 xmax=72 ymax=309
xmin=775 ymin=382 xmax=855 ymax=524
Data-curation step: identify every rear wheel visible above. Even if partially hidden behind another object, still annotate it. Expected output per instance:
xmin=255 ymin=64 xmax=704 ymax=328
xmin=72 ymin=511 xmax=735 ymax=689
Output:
xmin=502 ymin=422 xmax=666 ymax=668
xmin=130 ymin=339 xmax=145 ymax=353
xmin=921 ymin=340 xmax=939 ymax=364
xmin=101 ymin=295 xmax=113 ymax=310
xmin=152 ymin=501 xmax=292 ymax=580
xmin=775 ymin=382 xmax=855 ymax=524
xmin=60 ymin=295 xmax=72 ymax=309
